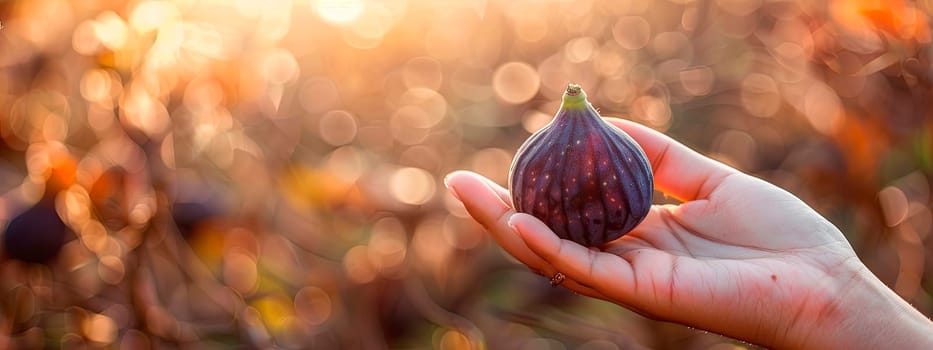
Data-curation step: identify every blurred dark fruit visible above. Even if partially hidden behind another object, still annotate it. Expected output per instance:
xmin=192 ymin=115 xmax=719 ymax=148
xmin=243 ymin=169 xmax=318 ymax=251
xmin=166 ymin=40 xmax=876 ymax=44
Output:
xmin=2 ymin=146 xmax=77 ymax=264
xmin=170 ymin=174 xmax=229 ymax=238
xmin=172 ymin=201 xmax=224 ymax=238
xmin=509 ymin=84 xmax=654 ymax=247
xmin=2 ymin=200 xmax=69 ymax=264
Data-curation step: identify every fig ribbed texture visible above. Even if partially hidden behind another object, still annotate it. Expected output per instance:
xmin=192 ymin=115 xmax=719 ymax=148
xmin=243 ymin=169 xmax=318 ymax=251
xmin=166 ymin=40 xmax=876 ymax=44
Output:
xmin=509 ymin=84 xmax=653 ymax=247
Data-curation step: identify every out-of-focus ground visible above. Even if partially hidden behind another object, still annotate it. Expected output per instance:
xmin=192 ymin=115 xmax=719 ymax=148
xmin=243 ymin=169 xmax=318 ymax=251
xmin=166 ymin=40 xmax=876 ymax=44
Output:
xmin=0 ymin=0 xmax=930 ymax=348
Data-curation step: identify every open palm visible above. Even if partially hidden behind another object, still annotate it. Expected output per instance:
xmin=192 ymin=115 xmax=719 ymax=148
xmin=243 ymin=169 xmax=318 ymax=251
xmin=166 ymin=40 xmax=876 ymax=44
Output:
xmin=445 ymin=119 xmax=865 ymax=348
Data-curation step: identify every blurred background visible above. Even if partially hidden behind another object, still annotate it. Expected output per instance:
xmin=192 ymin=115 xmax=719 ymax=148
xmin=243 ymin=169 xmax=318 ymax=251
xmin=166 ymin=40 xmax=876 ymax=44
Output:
xmin=0 ymin=0 xmax=930 ymax=348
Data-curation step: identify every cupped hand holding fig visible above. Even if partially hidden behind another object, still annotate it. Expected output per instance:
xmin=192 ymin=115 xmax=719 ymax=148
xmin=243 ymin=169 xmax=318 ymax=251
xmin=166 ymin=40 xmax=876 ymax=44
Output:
xmin=445 ymin=118 xmax=933 ymax=349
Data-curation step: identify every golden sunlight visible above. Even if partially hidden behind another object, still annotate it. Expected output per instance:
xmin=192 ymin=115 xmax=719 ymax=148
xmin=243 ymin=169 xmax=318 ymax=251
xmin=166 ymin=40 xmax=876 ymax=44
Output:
xmin=311 ymin=0 xmax=365 ymax=25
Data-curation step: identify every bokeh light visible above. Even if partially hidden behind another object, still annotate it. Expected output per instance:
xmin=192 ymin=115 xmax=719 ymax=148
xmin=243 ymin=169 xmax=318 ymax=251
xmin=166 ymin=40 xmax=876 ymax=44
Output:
xmin=390 ymin=167 xmax=436 ymax=205
xmin=493 ymin=62 xmax=541 ymax=104
xmin=294 ymin=286 xmax=333 ymax=325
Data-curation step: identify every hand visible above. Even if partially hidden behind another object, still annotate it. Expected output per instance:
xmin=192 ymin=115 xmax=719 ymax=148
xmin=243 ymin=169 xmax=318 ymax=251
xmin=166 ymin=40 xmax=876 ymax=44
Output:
xmin=445 ymin=118 xmax=933 ymax=349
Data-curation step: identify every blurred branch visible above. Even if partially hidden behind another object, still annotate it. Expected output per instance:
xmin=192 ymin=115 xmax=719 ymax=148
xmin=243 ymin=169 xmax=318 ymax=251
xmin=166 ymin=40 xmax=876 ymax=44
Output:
xmin=404 ymin=276 xmax=486 ymax=347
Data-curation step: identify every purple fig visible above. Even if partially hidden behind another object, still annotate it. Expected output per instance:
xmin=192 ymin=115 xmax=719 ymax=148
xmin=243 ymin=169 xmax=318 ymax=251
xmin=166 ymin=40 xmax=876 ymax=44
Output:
xmin=509 ymin=84 xmax=653 ymax=247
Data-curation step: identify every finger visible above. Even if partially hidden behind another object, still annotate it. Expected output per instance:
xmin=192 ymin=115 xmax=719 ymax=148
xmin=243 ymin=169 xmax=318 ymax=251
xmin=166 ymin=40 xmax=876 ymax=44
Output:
xmin=444 ymin=171 xmax=610 ymax=299
xmin=512 ymin=214 xmax=670 ymax=318
xmin=444 ymin=171 xmax=550 ymax=270
xmin=561 ymin=279 xmax=611 ymax=300
xmin=604 ymin=118 xmax=739 ymax=201
xmin=535 ymin=266 xmax=660 ymax=319
xmin=509 ymin=213 xmax=637 ymax=301
xmin=528 ymin=267 xmax=611 ymax=301
xmin=473 ymin=171 xmax=512 ymax=207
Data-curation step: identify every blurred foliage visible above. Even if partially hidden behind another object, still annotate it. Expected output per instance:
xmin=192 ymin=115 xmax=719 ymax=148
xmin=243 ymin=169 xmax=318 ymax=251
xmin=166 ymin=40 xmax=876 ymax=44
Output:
xmin=0 ymin=0 xmax=931 ymax=349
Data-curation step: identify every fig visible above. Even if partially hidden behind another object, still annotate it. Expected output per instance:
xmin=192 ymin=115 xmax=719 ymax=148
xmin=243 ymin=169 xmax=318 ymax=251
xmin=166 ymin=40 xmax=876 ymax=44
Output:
xmin=508 ymin=84 xmax=653 ymax=247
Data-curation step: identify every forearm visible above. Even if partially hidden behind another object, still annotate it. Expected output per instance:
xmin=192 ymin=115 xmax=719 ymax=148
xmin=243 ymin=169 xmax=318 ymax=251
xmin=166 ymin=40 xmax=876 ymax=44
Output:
xmin=798 ymin=267 xmax=933 ymax=349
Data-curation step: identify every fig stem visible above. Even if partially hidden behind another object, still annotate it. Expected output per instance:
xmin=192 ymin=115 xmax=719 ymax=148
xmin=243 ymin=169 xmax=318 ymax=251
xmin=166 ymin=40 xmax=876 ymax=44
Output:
xmin=566 ymin=84 xmax=582 ymax=96
xmin=561 ymin=83 xmax=589 ymax=111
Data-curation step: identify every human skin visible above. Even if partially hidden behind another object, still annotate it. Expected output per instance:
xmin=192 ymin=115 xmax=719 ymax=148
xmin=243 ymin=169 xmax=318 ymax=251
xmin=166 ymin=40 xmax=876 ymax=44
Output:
xmin=445 ymin=118 xmax=933 ymax=349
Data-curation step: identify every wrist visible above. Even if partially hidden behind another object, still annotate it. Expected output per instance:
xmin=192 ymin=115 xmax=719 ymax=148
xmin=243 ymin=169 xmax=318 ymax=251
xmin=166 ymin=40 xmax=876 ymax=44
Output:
xmin=795 ymin=262 xmax=933 ymax=349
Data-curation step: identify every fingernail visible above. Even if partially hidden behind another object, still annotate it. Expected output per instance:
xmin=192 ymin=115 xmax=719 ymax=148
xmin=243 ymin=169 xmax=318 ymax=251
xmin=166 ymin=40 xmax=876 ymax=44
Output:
xmin=443 ymin=173 xmax=452 ymax=188
xmin=444 ymin=175 xmax=462 ymax=201
xmin=507 ymin=214 xmax=519 ymax=232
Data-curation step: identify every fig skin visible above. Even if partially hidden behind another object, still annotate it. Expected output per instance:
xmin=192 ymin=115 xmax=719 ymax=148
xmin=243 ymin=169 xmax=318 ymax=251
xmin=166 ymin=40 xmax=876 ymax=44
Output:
xmin=508 ymin=84 xmax=653 ymax=247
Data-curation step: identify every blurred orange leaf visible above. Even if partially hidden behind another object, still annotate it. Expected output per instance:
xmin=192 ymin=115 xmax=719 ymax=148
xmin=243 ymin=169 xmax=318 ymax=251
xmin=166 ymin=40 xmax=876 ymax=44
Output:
xmin=280 ymin=166 xmax=369 ymax=211
xmin=831 ymin=0 xmax=931 ymax=41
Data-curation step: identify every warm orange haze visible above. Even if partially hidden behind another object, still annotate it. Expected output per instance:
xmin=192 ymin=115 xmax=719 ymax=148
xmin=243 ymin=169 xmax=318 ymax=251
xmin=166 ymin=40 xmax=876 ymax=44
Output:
xmin=0 ymin=0 xmax=930 ymax=348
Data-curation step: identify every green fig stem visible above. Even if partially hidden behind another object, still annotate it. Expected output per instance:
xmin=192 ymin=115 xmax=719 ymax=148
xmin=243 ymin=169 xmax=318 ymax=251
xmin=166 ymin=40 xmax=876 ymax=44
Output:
xmin=561 ymin=83 xmax=589 ymax=111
